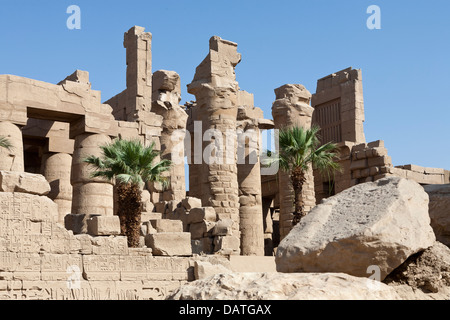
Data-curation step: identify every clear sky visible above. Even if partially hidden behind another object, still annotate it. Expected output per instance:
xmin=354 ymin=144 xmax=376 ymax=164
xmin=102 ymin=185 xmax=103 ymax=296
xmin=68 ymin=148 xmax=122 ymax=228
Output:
xmin=1 ymin=0 xmax=449 ymax=170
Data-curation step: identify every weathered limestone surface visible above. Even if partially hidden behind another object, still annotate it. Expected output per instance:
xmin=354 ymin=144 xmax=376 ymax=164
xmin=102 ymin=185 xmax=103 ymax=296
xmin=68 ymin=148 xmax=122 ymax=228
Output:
xmin=272 ymin=84 xmax=316 ymax=240
xmin=87 ymin=216 xmax=121 ymax=236
xmin=424 ymin=184 xmax=450 ymax=247
xmin=41 ymin=153 xmax=73 ymax=224
xmin=384 ymin=241 xmax=450 ymax=299
xmin=312 ymin=67 xmax=365 ymax=144
xmin=152 ymin=70 xmax=188 ymax=202
xmin=237 ymin=96 xmax=265 ymax=256
xmin=0 ymin=122 xmax=24 ymax=172
xmin=0 ymin=182 xmax=229 ymax=300
xmin=276 ymin=177 xmax=436 ymax=280
xmin=0 ymin=171 xmax=50 ymax=196
xmin=167 ymin=272 xmax=401 ymax=300
xmin=71 ymin=133 xmax=114 ymax=217
xmin=0 ymin=72 xmax=118 ymax=138
xmin=395 ymin=164 xmax=447 ymax=185
xmin=145 ymin=233 xmax=192 ymax=256
xmin=187 ymin=36 xmax=242 ymax=254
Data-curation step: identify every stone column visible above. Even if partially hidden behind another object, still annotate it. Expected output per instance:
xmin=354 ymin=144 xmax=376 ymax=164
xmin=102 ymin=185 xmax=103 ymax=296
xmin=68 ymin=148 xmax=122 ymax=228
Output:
xmin=152 ymin=70 xmax=188 ymax=202
xmin=0 ymin=121 xmax=24 ymax=172
xmin=71 ymin=133 xmax=114 ymax=217
xmin=41 ymin=152 xmax=73 ymax=224
xmin=236 ymin=96 xmax=266 ymax=256
xmin=272 ymin=84 xmax=316 ymax=240
xmin=124 ymin=26 xmax=152 ymax=121
xmin=237 ymin=121 xmax=264 ymax=256
xmin=187 ymin=36 xmax=242 ymax=254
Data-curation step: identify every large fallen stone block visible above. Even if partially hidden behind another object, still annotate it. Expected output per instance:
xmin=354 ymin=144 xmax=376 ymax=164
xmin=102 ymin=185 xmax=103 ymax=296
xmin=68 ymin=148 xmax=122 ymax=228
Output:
xmin=424 ymin=184 xmax=450 ymax=247
xmin=0 ymin=171 xmax=51 ymax=196
xmin=167 ymin=272 xmax=401 ymax=300
xmin=275 ymin=177 xmax=436 ymax=280
xmin=145 ymin=232 xmax=192 ymax=256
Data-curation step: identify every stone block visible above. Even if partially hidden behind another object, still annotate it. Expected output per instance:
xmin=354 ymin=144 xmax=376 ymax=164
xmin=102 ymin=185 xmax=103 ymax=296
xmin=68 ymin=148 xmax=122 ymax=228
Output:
xmin=187 ymin=207 xmax=217 ymax=225
xmin=350 ymin=159 xmax=367 ymax=171
xmin=403 ymin=164 xmax=425 ymax=173
xmin=0 ymin=171 xmax=51 ymax=196
xmin=372 ymin=147 xmax=388 ymax=158
xmin=87 ymin=216 xmax=121 ymax=236
xmin=368 ymin=156 xmax=392 ymax=167
xmin=64 ymin=213 xmax=98 ymax=235
xmin=145 ymin=233 xmax=192 ymax=256
xmin=228 ymin=256 xmax=277 ymax=273
xmin=191 ymin=237 xmax=214 ymax=254
xmin=424 ymin=167 xmax=445 ymax=175
xmin=154 ymin=201 xmax=167 ymax=214
xmin=212 ymin=219 xmax=234 ymax=236
xmin=181 ymin=197 xmax=202 ymax=211
xmin=367 ymin=140 xmax=384 ymax=148
xmin=213 ymin=235 xmax=240 ymax=255
xmin=193 ymin=260 xmax=232 ymax=280
xmin=352 ymin=143 xmax=367 ymax=152
xmin=189 ymin=221 xmax=216 ymax=239
xmin=150 ymin=219 xmax=183 ymax=233
xmin=90 ymin=236 xmax=128 ymax=255
xmin=141 ymin=212 xmax=162 ymax=222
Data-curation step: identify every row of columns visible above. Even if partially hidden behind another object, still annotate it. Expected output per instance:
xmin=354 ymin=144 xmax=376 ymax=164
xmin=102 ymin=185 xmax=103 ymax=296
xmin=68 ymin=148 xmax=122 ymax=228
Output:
xmin=0 ymin=120 xmax=113 ymax=225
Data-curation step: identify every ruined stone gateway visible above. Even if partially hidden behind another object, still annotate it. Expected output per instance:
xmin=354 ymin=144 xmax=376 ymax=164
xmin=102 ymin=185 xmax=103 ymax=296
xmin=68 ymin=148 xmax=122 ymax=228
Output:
xmin=0 ymin=26 xmax=448 ymax=300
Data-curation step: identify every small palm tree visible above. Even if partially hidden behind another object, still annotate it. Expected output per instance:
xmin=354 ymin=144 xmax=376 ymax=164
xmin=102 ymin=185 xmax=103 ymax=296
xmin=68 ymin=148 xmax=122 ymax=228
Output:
xmin=84 ymin=139 xmax=171 ymax=247
xmin=0 ymin=136 xmax=12 ymax=150
xmin=265 ymin=125 xmax=340 ymax=226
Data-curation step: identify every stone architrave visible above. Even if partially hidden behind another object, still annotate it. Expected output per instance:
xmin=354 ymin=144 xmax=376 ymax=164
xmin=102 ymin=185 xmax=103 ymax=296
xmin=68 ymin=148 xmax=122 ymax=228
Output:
xmin=152 ymin=70 xmax=188 ymax=202
xmin=187 ymin=36 xmax=242 ymax=254
xmin=272 ymin=84 xmax=316 ymax=240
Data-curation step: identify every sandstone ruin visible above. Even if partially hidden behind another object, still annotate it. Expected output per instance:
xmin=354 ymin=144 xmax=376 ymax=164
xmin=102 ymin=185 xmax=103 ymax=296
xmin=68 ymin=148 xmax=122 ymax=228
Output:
xmin=0 ymin=26 xmax=449 ymax=300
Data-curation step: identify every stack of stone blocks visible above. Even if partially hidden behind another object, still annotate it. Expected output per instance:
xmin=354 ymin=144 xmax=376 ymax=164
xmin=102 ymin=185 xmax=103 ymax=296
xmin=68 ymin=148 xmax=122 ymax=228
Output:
xmin=350 ymin=140 xmax=393 ymax=184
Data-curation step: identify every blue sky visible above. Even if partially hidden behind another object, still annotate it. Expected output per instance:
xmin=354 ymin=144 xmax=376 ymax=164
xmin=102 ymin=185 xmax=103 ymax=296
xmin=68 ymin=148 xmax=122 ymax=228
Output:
xmin=1 ymin=0 xmax=449 ymax=170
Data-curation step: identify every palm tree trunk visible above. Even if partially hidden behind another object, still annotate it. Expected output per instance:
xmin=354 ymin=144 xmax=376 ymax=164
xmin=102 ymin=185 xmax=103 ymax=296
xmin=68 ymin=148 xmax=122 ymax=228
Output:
xmin=116 ymin=182 xmax=142 ymax=247
xmin=291 ymin=166 xmax=306 ymax=226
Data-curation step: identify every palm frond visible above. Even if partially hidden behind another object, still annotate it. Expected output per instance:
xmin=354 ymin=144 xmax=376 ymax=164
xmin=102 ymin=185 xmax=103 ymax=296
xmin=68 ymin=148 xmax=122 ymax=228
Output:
xmin=83 ymin=138 xmax=171 ymax=187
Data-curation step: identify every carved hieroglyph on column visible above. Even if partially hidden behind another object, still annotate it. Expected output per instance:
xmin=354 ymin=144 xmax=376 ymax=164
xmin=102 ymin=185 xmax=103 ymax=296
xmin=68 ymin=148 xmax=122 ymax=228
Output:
xmin=272 ymin=84 xmax=316 ymax=240
xmin=187 ymin=36 xmax=242 ymax=254
xmin=152 ymin=70 xmax=188 ymax=202
xmin=0 ymin=121 xmax=24 ymax=172
xmin=71 ymin=133 xmax=114 ymax=217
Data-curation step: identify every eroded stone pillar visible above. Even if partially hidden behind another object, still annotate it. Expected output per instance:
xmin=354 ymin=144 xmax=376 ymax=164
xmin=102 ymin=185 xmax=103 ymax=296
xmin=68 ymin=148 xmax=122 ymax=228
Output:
xmin=0 ymin=121 xmax=24 ymax=172
xmin=187 ymin=36 xmax=242 ymax=254
xmin=236 ymin=97 xmax=265 ymax=256
xmin=41 ymin=152 xmax=73 ymax=224
xmin=71 ymin=133 xmax=114 ymax=217
xmin=152 ymin=70 xmax=188 ymax=202
xmin=272 ymin=84 xmax=316 ymax=240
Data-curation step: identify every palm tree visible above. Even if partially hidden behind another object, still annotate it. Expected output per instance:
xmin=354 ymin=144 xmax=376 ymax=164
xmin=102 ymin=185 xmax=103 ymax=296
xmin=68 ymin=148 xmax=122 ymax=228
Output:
xmin=0 ymin=136 xmax=12 ymax=150
xmin=265 ymin=125 xmax=340 ymax=226
xmin=84 ymin=139 xmax=171 ymax=247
